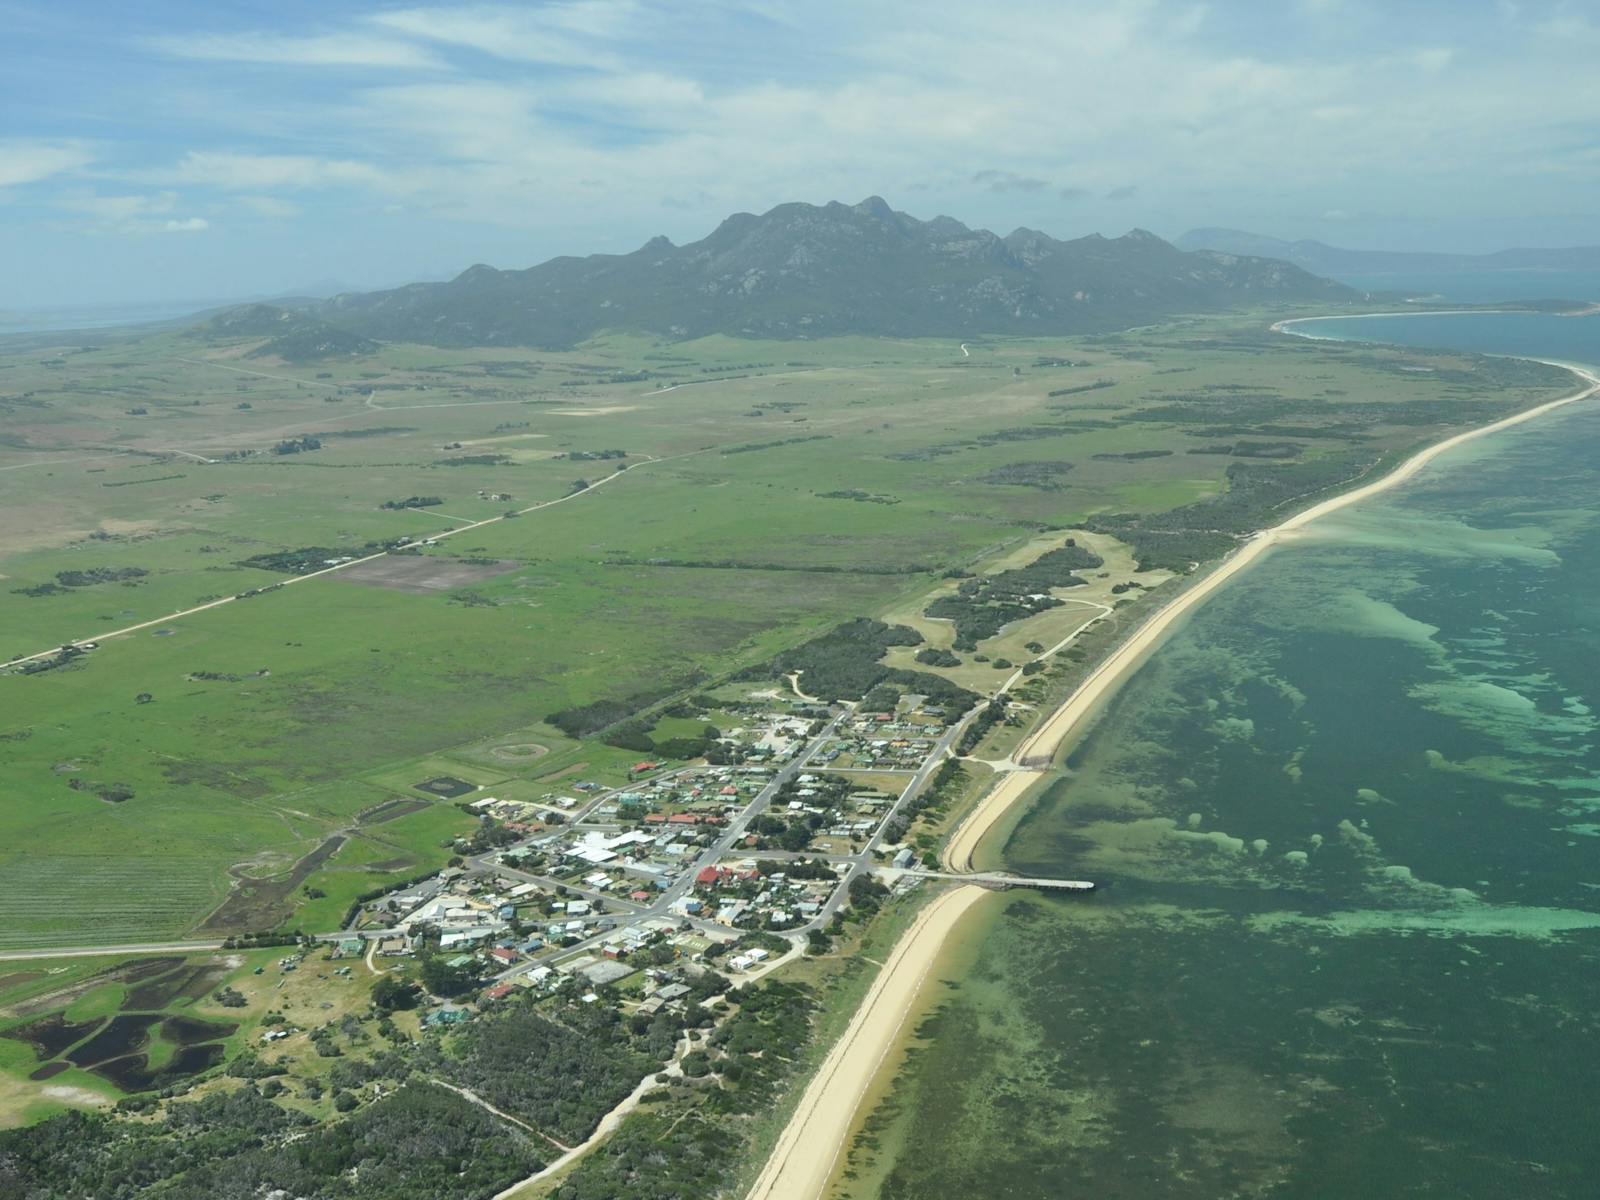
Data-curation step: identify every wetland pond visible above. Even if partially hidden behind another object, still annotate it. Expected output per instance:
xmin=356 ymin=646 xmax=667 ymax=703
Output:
xmin=3 ymin=958 xmax=238 ymax=1095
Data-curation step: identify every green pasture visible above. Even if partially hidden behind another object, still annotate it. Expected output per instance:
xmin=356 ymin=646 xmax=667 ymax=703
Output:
xmin=0 ymin=310 xmax=1575 ymax=949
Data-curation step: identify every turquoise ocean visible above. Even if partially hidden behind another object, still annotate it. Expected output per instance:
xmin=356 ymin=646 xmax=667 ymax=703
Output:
xmin=842 ymin=311 xmax=1600 ymax=1198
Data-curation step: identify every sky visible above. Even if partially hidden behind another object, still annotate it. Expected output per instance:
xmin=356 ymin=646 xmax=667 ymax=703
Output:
xmin=3 ymin=0 xmax=1599 ymax=308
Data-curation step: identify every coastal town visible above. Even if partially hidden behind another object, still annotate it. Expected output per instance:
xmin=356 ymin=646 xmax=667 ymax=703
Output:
xmin=313 ymin=689 xmax=976 ymax=1019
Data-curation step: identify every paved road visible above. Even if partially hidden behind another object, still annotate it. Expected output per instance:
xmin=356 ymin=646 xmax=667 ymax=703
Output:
xmin=474 ymin=707 xmax=898 ymax=977
xmin=792 ymin=702 xmax=985 ymax=931
xmin=660 ymin=709 xmax=850 ymax=902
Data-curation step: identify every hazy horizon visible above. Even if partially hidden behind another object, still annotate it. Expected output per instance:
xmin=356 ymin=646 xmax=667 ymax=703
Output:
xmin=6 ymin=0 xmax=1600 ymax=308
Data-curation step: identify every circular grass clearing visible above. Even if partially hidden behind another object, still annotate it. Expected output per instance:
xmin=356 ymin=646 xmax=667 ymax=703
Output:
xmin=489 ymin=742 xmax=549 ymax=761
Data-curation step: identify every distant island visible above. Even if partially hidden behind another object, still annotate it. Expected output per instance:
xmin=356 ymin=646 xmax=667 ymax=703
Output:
xmin=1177 ymin=227 xmax=1600 ymax=278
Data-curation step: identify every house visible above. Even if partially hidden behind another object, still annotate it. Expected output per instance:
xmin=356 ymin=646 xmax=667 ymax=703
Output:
xmin=520 ymin=965 xmax=554 ymax=988
xmin=489 ymin=947 xmax=518 ymax=966
xmin=483 ymin=983 xmax=514 ymax=1001
xmin=728 ymin=946 xmax=771 ymax=972
xmin=694 ymin=866 xmax=722 ymax=889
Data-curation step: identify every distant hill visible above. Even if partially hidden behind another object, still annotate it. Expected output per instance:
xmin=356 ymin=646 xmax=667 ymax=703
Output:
xmin=1176 ymin=228 xmax=1600 ymax=277
xmin=307 ymin=197 xmax=1355 ymax=349
xmin=192 ymin=303 xmax=378 ymax=362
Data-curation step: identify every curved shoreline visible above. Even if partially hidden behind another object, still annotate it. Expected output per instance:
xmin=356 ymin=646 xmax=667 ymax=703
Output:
xmin=744 ymin=884 xmax=989 ymax=1200
xmin=753 ymin=332 xmax=1599 ymax=1200
xmin=950 ymin=351 xmax=1599 ymax=870
xmin=1272 ymin=305 xmax=1600 ymax=334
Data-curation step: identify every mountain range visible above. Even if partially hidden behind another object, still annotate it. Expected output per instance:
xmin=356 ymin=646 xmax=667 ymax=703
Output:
xmin=279 ymin=197 xmax=1355 ymax=350
xmin=1176 ymin=228 xmax=1600 ymax=277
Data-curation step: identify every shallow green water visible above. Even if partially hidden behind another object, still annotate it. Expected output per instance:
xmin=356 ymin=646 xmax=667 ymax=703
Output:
xmin=840 ymin=322 xmax=1600 ymax=1198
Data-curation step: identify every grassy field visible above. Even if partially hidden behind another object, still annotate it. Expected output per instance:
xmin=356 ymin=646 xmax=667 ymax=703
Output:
xmin=0 ymin=308 xmax=1576 ymax=949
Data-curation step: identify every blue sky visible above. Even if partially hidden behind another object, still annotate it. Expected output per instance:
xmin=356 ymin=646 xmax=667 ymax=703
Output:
xmin=3 ymin=0 xmax=1598 ymax=307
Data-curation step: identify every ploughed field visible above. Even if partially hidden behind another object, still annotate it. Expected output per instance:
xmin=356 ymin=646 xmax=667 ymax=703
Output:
xmin=0 ymin=312 xmax=1573 ymax=948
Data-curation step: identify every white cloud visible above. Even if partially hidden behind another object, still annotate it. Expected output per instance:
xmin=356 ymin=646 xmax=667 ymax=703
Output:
xmin=235 ymin=195 xmax=301 ymax=219
xmin=154 ymin=152 xmax=394 ymax=191
xmin=147 ymin=32 xmax=446 ymax=70
xmin=54 ymin=0 xmax=1600 ymax=264
xmin=369 ymin=5 xmax=631 ymax=68
xmin=55 ymin=191 xmax=209 ymax=235
xmin=75 ymin=192 xmax=175 ymax=216
xmin=0 ymin=141 xmax=91 ymax=188
xmin=1411 ymin=47 xmax=1454 ymax=72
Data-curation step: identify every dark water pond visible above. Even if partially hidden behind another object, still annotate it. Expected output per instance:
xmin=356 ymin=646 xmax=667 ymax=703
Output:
xmin=161 ymin=1015 xmax=237 ymax=1046
xmin=4 ymin=1014 xmax=102 ymax=1059
xmin=66 ymin=1015 xmax=159 ymax=1067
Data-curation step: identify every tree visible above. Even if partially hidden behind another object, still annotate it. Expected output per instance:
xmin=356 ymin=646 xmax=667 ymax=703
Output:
xmin=420 ymin=955 xmax=475 ymax=998
xmin=681 ymin=1051 xmax=712 ymax=1078
xmin=371 ymin=975 xmax=418 ymax=1012
xmin=848 ymin=873 xmax=889 ymax=915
